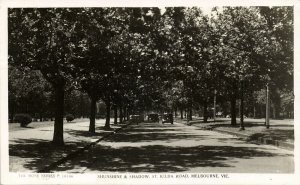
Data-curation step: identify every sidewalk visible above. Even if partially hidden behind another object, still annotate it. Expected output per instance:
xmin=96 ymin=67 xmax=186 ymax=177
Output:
xmin=177 ymin=117 xmax=294 ymax=150
xmin=9 ymin=119 xmax=123 ymax=172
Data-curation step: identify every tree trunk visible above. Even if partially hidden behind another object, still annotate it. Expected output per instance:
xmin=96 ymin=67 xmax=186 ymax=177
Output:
xmin=189 ymin=108 xmax=192 ymax=121
xmin=80 ymin=94 xmax=84 ymax=118
xmin=89 ymin=97 xmax=96 ymax=133
xmin=180 ymin=108 xmax=183 ymax=119
xmin=203 ymin=100 xmax=208 ymax=123
xmin=39 ymin=112 xmax=43 ymax=122
xmin=105 ymin=100 xmax=111 ymax=129
xmin=240 ymin=84 xmax=245 ymax=130
xmin=52 ymin=83 xmax=65 ymax=146
xmin=114 ymin=104 xmax=118 ymax=124
xmin=127 ymin=108 xmax=130 ymax=121
xmin=119 ymin=105 xmax=123 ymax=124
xmin=123 ymin=107 xmax=126 ymax=121
xmin=272 ymin=103 xmax=276 ymax=119
xmin=230 ymin=95 xmax=237 ymax=126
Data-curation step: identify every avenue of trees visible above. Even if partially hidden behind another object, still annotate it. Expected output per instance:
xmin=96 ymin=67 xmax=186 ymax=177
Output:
xmin=8 ymin=7 xmax=293 ymax=145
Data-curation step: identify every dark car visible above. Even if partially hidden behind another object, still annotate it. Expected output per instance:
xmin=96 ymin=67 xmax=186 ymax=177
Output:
xmin=148 ymin=113 xmax=159 ymax=122
xmin=162 ymin=113 xmax=173 ymax=124
xmin=130 ymin=115 xmax=144 ymax=125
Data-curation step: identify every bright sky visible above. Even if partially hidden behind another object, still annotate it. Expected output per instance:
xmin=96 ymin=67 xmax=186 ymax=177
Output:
xmin=200 ymin=6 xmax=213 ymax=15
xmin=159 ymin=6 xmax=214 ymax=16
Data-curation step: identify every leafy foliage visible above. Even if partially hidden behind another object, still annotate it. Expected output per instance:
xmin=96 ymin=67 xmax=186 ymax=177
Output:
xmin=8 ymin=6 xmax=294 ymax=142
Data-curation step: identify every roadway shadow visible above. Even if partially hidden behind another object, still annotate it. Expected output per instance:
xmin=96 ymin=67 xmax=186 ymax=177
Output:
xmin=9 ymin=122 xmax=294 ymax=173
xmin=52 ymin=144 xmax=293 ymax=173
xmin=247 ymin=129 xmax=294 ymax=143
xmin=103 ymin=132 xmax=208 ymax=142
xmin=65 ymin=129 xmax=109 ymax=138
xmin=9 ymin=138 xmax=87 ymax=172
xmin=102 ymin=124 xmax=209 ymax=142
xmin=195 ymin=122 xmax=294 ymax=129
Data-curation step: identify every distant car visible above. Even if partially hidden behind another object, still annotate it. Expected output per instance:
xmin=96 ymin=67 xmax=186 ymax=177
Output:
xmin=148 ymin=113 xmax=159 ymax=122
xmin=226 ymin=115 xmax=231 ymax=118
xmin=162 ymin=113 xmax=173 ymax=124
xmin=130 ymin=115 xmax=143 ymax=125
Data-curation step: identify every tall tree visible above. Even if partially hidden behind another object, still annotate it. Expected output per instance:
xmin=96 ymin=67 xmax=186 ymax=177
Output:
xmin=8 ymin=8 xmax=82 ymax=145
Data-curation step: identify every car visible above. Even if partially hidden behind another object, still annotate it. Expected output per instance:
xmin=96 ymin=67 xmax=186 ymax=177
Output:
xmin=129 ymin=115 xmax=143 ymax=125
xmin=148 ymin=113 xmax=159 ymax=122
xmin=162 ymin=113 xmax=173 ymax=124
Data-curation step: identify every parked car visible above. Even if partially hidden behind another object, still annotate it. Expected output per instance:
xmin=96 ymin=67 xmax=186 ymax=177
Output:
xmin=162 ymin=113 xmax=173 ymax=124
xmin=148 ymin=113 xmax=159 ymax=122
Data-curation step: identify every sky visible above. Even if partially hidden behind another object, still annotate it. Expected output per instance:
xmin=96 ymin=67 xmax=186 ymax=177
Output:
xmin=158 ymin=6 xmax=214 ymax=16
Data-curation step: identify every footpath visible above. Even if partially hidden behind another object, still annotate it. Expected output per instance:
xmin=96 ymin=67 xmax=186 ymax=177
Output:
xmin=176 ymin=117 xmax=294 ymax=151
xmin=9 ymin=119 xmax=128 ymax=172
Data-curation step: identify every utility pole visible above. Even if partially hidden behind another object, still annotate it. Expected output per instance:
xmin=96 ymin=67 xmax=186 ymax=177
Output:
xmin=213 ymin=89 xmax=217 ymax=122
xmin=266 ymin=83 xmax=270 ymax=129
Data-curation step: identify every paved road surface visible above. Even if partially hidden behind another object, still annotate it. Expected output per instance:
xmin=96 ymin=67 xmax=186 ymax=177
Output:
xmin=51 ymin=122 xmax=294 ymax=173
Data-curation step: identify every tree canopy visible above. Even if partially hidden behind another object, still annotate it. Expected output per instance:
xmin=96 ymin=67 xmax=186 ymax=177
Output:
xmin=8 ymin=6 xmax=293 ymax=145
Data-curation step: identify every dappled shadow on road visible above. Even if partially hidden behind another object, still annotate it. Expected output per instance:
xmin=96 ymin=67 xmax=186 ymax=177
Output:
xmin=65 ymin=129 xmax=111 ymax=138
xmin=104 ymin=132 xmax=208 ymax=142
xmin=102 ymin=124 xmax=208 ymax=142
xmin=247 ymin=129 xmax=294 ymax=143
xmin=51 ymin=123 xmax=293 ymax=173
xmin=178 ymin=119 xmax=228 ymax=124
xmin=191 ymin=120 xmax=293 ymax=128
xmin=9 ymin=138 xmax=87 ymax=172
xmin=53 ymin=144 xmax=291 ymax=173
xmin=9 ymin=122 xmax=294 ymax=173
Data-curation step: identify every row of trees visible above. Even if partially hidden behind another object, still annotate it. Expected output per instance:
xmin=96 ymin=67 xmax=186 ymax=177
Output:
xmin=8 ymin=7 xmax=293 ymax=145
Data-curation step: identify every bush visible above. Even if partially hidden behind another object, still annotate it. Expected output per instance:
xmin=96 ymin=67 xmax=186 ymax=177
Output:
xmin=66 ymin=114 xmax=75 ymax=122
xmin=14 ymin=114 xmax=32 ymax=127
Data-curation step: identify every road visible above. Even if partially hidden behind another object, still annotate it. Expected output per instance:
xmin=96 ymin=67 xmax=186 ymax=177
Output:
xmin=51 ymin=121 xmax=294 ymax=173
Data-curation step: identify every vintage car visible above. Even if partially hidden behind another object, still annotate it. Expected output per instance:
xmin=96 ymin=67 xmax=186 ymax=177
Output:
xmin=162 ymin=113 xmax=173 ymax=124
xmin=129 ymin=115 xmax=144 ymax=124
xmin=147 ymin=113 xmax=159 ymax=122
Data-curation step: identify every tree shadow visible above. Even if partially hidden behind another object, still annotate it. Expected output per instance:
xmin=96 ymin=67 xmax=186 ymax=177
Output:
xmin=104 ymin=132 xmax=208 ymax=142
xmin=243 ymin=122 xmax=294 ymax=128
xmin=9 ymin=138 xmax=88 ymax=172
xmin=196 ymin=122 xmax=293 ymax=129
xmin=101 ymin=124 xmax=209 ymax=143
xmin=20 ymin=126 xmax=34 ymax=129
xmin=247 ymin=129 xmax=294 ymax=143
xmin=9 ymin=122 xmax=294 ymax=173
xmin=52 ymin=144 xmax=293 ymax=173
xmin=65 ymin=129 xmax=109 ymax=138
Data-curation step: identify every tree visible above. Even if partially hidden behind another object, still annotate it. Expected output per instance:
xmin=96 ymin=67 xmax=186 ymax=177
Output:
xmin=9 ymin=8 xmax=82 ymax=145
xmin=8 ymin=65 xmax=52 ymax=122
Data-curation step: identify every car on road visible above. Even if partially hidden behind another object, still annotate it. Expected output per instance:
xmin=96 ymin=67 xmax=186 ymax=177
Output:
xmin=129 ymin=115 xmax=144 ymax=124
xmin=162 ymin=113 xmax=173 ymax=124
xmin=147 ymin=113 xmax=159 ymax=122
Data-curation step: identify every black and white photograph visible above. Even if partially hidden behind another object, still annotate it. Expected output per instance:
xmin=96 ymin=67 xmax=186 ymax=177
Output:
xmin=1 ymin=0 xmax=299 ymax=184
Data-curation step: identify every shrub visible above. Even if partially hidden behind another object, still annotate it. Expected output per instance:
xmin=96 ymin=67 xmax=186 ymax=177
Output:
xmin=66 ymin=114 xmax=75 ymax=122
xmin=14 ymin=114 xmax=32 ymax=127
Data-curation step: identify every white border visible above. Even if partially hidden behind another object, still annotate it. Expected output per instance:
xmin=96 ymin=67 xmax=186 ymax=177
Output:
xmin=1 ymin=0 xmax=299 ymax=185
